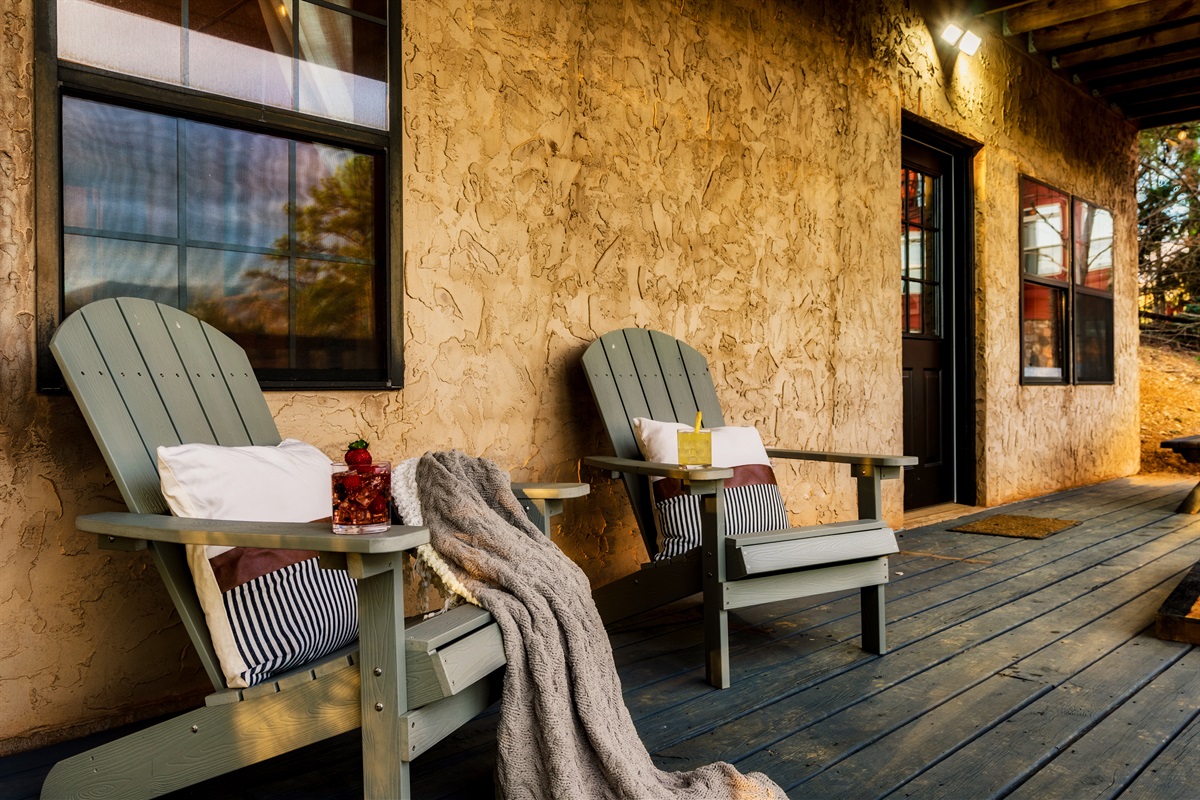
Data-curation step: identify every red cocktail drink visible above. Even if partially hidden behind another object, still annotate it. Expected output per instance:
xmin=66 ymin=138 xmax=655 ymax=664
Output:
xmin=331 ymin=461 xmax=391 ymax=534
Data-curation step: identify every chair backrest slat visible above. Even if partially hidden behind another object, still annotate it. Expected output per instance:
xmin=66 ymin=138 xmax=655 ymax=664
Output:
xmin=677 ymin=337 xmax=724 ymax=427
xmin=194 ymin=316 xmax=279 ymax=445
xmin=622 ymin=329 xmax=678 ymax=421
xmin=117 ymin=299 xmax=224 ymax=447
xmin=582 ymin=328 xmax=728 ymax=557
xmin=150 ymin=303 xmax=274 ymax=448
xmin=52 ymin=303 xmax=173 ymax=515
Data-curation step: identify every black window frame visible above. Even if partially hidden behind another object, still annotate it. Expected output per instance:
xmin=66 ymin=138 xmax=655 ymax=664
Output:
xmin=34 ymin=1 xmax=404 ymax=392
xmin=1018 ymin=176 xmax=1115 ymax=387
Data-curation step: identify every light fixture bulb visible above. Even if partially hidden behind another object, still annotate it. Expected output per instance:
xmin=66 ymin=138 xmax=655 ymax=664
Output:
xmin=959 ymin=30 xmax=982 ymax=56
xmin=941 ymin=23 xmax=964 ymax=47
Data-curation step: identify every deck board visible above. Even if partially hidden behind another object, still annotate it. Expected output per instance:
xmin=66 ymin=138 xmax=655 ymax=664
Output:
xmin=5 ymin=475 xmax=1200 ymax=799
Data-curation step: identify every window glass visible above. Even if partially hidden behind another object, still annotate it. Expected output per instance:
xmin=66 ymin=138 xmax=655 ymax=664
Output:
xmin=57 ymin=0 xmax=387 ymax=129
xmin=1022 ymin=282 xmax=1065 ymax=381
xmin=188 ymin=0 xmax=294 ymax=109
xmin=1021 ymin=179 xmax=1069 ymax=282
xmin=185 ymin=121 xmax=291 ymax=249
xmin=1075 ymin=202 xmax=1114 ymax=292
xmin=296 ymin=258 xmax=379 ymax=370
xmin=1075 ymin=294 xmax=1114 ymax=383
xmin=298 ymin=2 xmax=388 ymax=129
xmin=62 ymin=97 xmax=179 ymax=237
xmin=63 ymin=235 xmax=179 ymax=313
xmin=62 ymin=95 xmax=385 ymax=379
xmin=58 ymin=0 xmax=183 ymax=85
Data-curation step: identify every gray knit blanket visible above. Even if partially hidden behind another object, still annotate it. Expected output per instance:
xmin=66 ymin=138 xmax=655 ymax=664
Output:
xmin=394 ymin=451 xmax=785 ymax=800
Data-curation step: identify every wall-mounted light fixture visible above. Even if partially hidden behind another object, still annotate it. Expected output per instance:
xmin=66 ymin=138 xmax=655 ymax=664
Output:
xmin=941 ymin=23 xmax=982 ymax=56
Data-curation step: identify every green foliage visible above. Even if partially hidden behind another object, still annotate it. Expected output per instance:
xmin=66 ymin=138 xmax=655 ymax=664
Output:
xmin=1139 ymin=124 xmax=1200 ymax=316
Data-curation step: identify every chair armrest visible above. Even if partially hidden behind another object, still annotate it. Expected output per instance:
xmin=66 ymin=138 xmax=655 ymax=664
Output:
xmin=765 ymin=449 xmax=917 ymax=471
xmin=510 ymin=482 xmax=590 ymax=500
xmin=584 ymin=455 xmax=734 ymax=482
xmin=765 ymin=450 xmax=915 ymax=521
xmin=510 ymin=482 xmax=589 ymax=536
xmin=77 ymin=511 xmax=430 ymax=554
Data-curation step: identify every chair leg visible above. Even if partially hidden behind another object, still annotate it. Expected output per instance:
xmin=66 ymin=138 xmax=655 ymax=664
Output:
xmin=704 ymin=603 xmax=731 ymax=689
xmin=350 ymin=554 xmax=411 ymax=800
xmin=860 ymin=583 xmax=886 ymax=654
xmin=700 ymin=489 xmax=731 ymax=689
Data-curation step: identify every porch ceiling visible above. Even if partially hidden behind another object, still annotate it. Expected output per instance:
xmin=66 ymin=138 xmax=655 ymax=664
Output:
xmin=977 ymin=0 xmax=1200 ymax=129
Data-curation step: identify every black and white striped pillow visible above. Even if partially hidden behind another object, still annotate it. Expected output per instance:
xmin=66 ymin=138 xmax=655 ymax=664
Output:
xmin=652 ymin=464 xmax=790 ymax=560
xmin=221 ymin=555 xmax=358 ymax=686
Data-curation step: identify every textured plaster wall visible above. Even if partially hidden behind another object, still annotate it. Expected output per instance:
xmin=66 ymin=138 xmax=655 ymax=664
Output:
xmin=0 ymin=0 xmax=1137 ymax=750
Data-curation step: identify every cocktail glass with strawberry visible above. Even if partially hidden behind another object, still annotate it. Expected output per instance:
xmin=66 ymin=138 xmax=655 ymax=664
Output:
xmin=331 ymin=439 xmax=391 ymax=534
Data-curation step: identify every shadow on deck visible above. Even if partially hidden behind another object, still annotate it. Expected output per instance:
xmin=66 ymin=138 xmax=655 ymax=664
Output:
xmin=8 ymin=474 xmax=1200 ymax=799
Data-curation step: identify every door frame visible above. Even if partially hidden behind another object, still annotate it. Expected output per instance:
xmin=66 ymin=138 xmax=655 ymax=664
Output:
xmin=901 ymin=115 xmax=979 ymax=508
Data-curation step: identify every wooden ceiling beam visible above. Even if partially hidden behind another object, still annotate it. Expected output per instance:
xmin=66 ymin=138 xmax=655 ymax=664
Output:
xmin=1055 ymin=20 xmax=1200 ymax=68
xmin=1108 ymin=76 xmax=1200 ymax=108
xmin=1096 ymin=60 xmax=1200 ymax=95
xmin=1120 ymin=90 xmax=1200 ymax=117
xmin=1031 ymin=1 xmax=1200 ymax=52
xmin=1075 ymin=45 xmax=1200 ymax=82
xmin=1004 ymin=0 xmax=1154 ymax=37
xmin=974 ymin=1 xmax=1038 ymax=16
xmin=1135 ymin=106 xmax=1200 ymax=128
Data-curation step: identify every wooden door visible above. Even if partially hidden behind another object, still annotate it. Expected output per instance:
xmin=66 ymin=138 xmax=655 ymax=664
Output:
xmin=901 ymin=139 xmax=957 ymax=510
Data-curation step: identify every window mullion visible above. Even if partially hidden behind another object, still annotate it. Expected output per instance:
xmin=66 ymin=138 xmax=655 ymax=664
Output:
xmin=288 ymin=140 xmax=298 ymax=371
xmin=178 ymin=117 xmax=188 ymax=312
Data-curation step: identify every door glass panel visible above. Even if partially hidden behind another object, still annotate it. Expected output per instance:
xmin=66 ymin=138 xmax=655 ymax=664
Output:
xmin=900 ymin=166 xmax=941 ymax=337
xmin=905 ymin=280 xmax=924 ymax=334
xmin=905 ymin=224 xmax=923 ymax=280
xmin=904 ymin=170 xmax=921 ymax=224
xmin=921 ymin=174 xmax=937 ymax=227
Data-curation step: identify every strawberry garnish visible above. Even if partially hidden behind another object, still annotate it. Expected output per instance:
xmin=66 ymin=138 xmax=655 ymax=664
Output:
xmin=345 ymin=439 xmax=372 ymax=467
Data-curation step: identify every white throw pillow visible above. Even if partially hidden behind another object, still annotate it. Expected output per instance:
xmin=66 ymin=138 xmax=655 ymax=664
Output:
xmin=629 ymin=418 xmax=789 ymax=559
xmin=157 ymin=439 xmax=358 ymax=689
xmin=631 ymin=417 xmax=772 ymax=472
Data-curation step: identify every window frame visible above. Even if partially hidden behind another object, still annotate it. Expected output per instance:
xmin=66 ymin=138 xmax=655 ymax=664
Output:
xmin=1018 ymin=176 xmax=1116 ymax=387
xmin=34 ymin=1 xmax=405 ymax=392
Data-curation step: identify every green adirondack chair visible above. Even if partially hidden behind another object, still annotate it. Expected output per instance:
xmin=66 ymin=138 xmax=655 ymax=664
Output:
xmin=582 ymin=328 xmax=916 ymax=689
xmin=43 ymin=297 xmax=586 ymax=799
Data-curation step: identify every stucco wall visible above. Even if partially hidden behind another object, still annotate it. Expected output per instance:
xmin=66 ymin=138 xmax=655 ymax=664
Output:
xmin=0 ymin=0 xmax=1138 ymax=751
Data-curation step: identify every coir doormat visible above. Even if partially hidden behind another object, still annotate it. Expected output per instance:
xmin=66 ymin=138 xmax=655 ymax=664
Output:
xmin=948 ymin=514 xmax=1078 ymax=539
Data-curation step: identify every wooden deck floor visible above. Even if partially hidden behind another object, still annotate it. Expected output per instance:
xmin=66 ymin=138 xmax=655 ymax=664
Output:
xmin=9 ymin=474 xmax=1200 ymax=799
